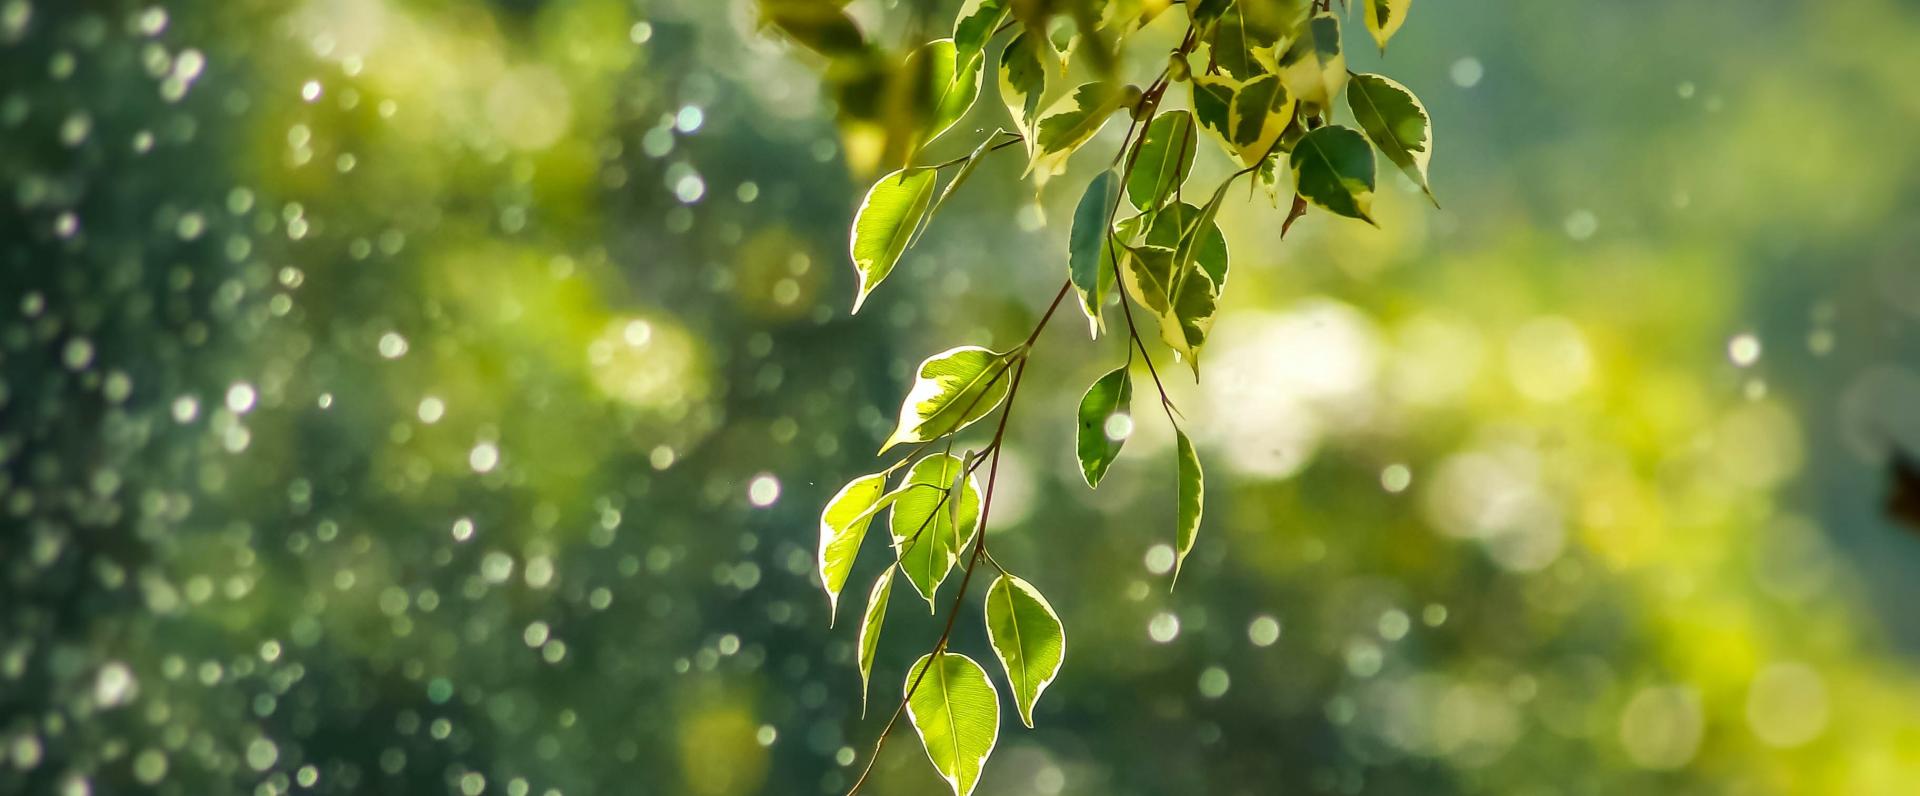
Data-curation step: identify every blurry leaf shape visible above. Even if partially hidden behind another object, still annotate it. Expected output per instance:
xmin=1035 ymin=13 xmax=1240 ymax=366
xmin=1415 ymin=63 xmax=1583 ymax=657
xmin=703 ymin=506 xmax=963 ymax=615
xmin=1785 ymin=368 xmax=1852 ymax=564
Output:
xmin=1070 ymin=169 xmax=1123 ymax=336
xmin=875 ymin=39 xmax=981 ymax=170
xmin=920 ymin=38 xmax=985 ymax=145
xmin=759 ymin=0 xmax=869 ymax=57
xmin=1190 ymin=0 xmax=1235 ymax=27
xmin=857 ymin=567 xmax=893 ymax=714
xmin=998 ymin=31 xmax=1055 ymax=157
xmin=1255 ymin=151 xmax=1284 ymax=207
xmin=1076 ymin=367 xmax=1132 ymax=487
xmin=849 ymin=167 xmax=937 ymax=312
xmin=1210 ymin=8 xmax=1289 ymax=82
xmin=1347 ymin=72 xmax=1437 ymax=205
xmin=819 ymin=471 xmax=889 ymax=623
xmin=1030 ymin=81 xmax=1126 ymax=177
xmin=984 ymin=574 xmax=1067 ymax=727
xmin=1173 ymin=426 xmax=1204 ymax=584
xmin=1226 ymin=74 xmax=1296 ymax=167
xmin=953 ymin=0 xmax=1011 ymax=75
xmin=1888 ymin=447 xmax=1920 ymax=533
xmin=883 ymin=346 xmax=1018 ymax=451
xmin=905 ymin=652 xmax=1000 ymax=796
xmin=1278 ymin=12 xmax=1347 ymax=109
xmin=1127 ymin=110 xmax=1197 ymax=211
xmin=1361 ymin=0 xmax=1410 ymax=52
xmin=891 ymin=454 xmax=981 ymax=608
xmin=1291 ymin=124 xmax=1377 ymax=223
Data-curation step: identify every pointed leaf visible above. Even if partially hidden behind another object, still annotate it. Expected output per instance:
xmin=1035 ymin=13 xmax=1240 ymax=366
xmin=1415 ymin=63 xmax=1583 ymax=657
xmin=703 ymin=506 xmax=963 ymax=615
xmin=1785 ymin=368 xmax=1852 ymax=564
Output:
xmin=1347 ymin=72 xmax=1437 ymax=205
xmin=1029 ymin=82 xmax=1125 ymax=177
xmin=953 ymin=0 xmax=1011 ymax=74
xmin=849 ymin=167 xmax=937 ymax=312
xmin=905 ymin=652 xmax=1000 ymax=796
xmin=857 ymin=568 xmax=893 ymax=714
xmin=882 ymin=346 xmax=1018 ymax=451
xmin=1291 ymin=124 xmax=1377 ymax=224
xmin=1278 ymin=12 xmax=1347 ymax=109
xmin=1069 ymin=169 xmax=1123 ymax=336
xmin=1127 ymin=110 xmax=1197 ymax=211
xmin=1076 ymin=368 xmax=1132 ymax=487
xmin=1361 ymin=0 xmax=1411 ymax=52
xmin=890 ymin=454 xmax=981 ymax=608
xmin=1173 ymin=427 xmax=1205 ymax=584
xmin=997 ymin=32 xmax=1053 ymax=155
xmin=984 ymin=575 xmax=1067 ymax=728
xmin=819 ymin=472 xmax=889 ymax=623
xmin=1157 ymin=268 xmax=1220 ymax=378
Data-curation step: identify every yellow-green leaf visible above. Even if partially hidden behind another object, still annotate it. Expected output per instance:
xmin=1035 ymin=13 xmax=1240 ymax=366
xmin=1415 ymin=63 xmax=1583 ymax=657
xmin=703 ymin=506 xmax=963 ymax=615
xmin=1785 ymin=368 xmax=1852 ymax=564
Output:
xmin=998 ymin=31 xmax=1055 ymax=156
xmin=1127 ymin=110 xmax=1197 ymax=211
xmin=1291 ymin=124 xmax=1378 ymax=224
xmin=849 ymin=167 xmax=937 ymax=312
xmin=1225 ymin=74 xmax=1296 ymax=167
xmin=1076 ymin=367 xmax=1132 ymax=488
xmin=1173 ymin=427 xmax=1204 ymax=585
xmin=819 ymin=471 xmax=889 ymax=623
xmin=1362 ymin=0 xmax=1411 ymax=52
xmin=1278 ymin=12 xmax=1347 ymax=109
xmin=1347 ymin=72 xmax=1437 ymax=206
xmin=890 ymin=454 xmax=981 ymax=608
xmin=881 ymin=346 xmax=1017 ymax=451
xmin=758 ymin=0 xmax=868 ymax=58
xmin=905 ymin=652 xmax=1000 ymax=796
xmin=953 ymin=0 xmax=1010 ymax=74
xmin=1029 ymin=81 xmax=1126 ymax=177
xmin=857 ymin=567 xmax=893 ymax=714
xmin=984 ymin=575 xmax=1067 ymax=728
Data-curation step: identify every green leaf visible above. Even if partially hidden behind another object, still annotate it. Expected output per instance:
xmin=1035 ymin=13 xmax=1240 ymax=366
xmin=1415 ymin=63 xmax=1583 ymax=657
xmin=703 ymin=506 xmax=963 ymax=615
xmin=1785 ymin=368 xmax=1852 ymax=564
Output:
xmin=1069 ymin=169 xmax=1122 ymax=336
xmin=1209 ymin=8 xmax=1288 ymax=82
xmin=1127 ymin=110 xmax=1197 ymax=211
xmin=953 ymin=0 xmax=1011 ymax=74
xmin=1361 ymin=0 xmax=1411 ymax=52
xmin=1145 ymin=202 xmax=1229 ymax=289
xmin=1291 ymin=124 xmax=1378 ymax=224
xmin=857 ymin=567 xmax=893 ymax=714
xmin=1158 ymin=267 xmax=1220 ymax=378
xmin=1029 ymin=81 xmax=1125 ymax=177
xmin=1173 ymin=427 xmax=1204 ymax=585
xmin=890 ymin=454 xmax=981 ymax=608
xmin=998 ymin=32 xmax=1054 ymax=155
xmin=1347 ymin=72 xmax=1437 ymax=206
xmin=1173 ymin=178 xmax=1234 ymax=293
xmin=984 ymin=575 xmax=1067 ymax=728
xmin=849 ymin=167 xmax=937 ymax=312
xmin=1120 ymin=244 xmax=1177 ymax=315
xmin=819 ymin=471 xmax=889 ymax=623
xmin=1190 ymin=0 xmax=1234 ymax=27
xmin=1278 ymin=12 xmax=1347 ymax=109
xmin=905 ymin=652 xmax=1000 ymax=796
xmin=1225 ymin=74 xmax=1296 ymax=167
xmin=915 ymin=38 xmax=983 ymax=145
xmin=759 ymin=0 xmax=868 ymax=57
xmin=882 ymin=345 xmax=1018 ymax=451
xmin=1189 ymin=74 xmax=1237 ymax=154
xmin=1076 ymin=367 xmax=1132 ymax=487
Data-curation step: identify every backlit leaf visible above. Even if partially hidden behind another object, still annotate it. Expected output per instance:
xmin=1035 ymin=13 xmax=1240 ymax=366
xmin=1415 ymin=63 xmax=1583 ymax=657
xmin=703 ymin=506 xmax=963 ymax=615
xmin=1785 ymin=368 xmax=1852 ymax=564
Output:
xmin=759 ymin=0 xmax=868 ymax=57
xmin=882 ymin=346 xmax=1018 ymax=451
xmin=984 ymin=575 xmax=1067 ymax=727
xmin=905 ymin=652 xmax=1000 ymax=796
xmin=1278 ymin=12 xmax=1346 ymax=109
xmin=1069 ymin=169 xmax=1123 ymax=336
xmin=1347 ymin=72 xmax=1437 ymax=205
xmin=1361 ymin=0 xmax=1411 ymax=52
xmin=1189 ymin=74 xmax=1237 ymax=154
xmin=1291 ymin=124 xmax=1377 ymax=224
xmin=953 ymin=0 xmax=1010 ymax=75
xmin=998 ymin=32 xmax=1054 ymax=155
xmin=1210 ymin=9 xmax=1288 ymax=82
xmin=1225 ymin=73 xmax=1296 ymax=167
xmin=1076 ymin=367 xmax=1132 ymax=488
xmin=819 ymin=471 xmax=889 ymax=623
xmin=890 ymin=454 xmax=981 ymax=608
xmin=856 ymin=567 xmax=893 ymax=714
xmin=1127 ymin=110 xmax=1197 ymax=211
xmin=1173 ymin=427 xmax=1204 ymax=584
xmin=849 ymin=167 xmax=937 ymax=312
xmin=1029 ymin=81 xmax=1126 ymax=177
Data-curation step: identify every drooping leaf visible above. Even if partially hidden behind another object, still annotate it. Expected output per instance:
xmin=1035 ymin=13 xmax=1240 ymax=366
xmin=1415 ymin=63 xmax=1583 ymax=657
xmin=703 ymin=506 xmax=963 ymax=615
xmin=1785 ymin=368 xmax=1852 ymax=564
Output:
xmin=904 ymin=652 xmax=1000 ymax=796
xmin=1225 ymin=73 xmax=1296 ymax=167
xmin=890 ymin=454 xmax=981 ymax=608
xmin=1158 ymin=267 xmax=1220 ymax=378
xmin=857 ymin=567 xmax=893 ymax=714
xmin=759 ymin=0 xmax=868 ymax=58
xmin=1173 ymin=426 xmax=1205 ymax=584
xmin=1291 ymin=124 xmax=1378 ymax=224
xmin=998 ymin=32 xmax=1054 ymax=155
xmin=1361 ymin=0 xmax=1411 ymax=52
xmin=819 ymin=471 xmax=889 ymax=623
xmin=1347 ymin=72 xmax=1437 ymax=205
xmin=1277 ymin=11 xmax=1347 ymax=109
xmin=1076 ymin=367 xmax=1132 ymax=487
xmin=918 ymin=38 xmax=983 ymax=145
xmin=984 ymin=575 xmax=1067 ymax=728
xmin=1189 ymin=74 xmax=1237 ymax=154
xmin=953 ymin=0 xmax=1011 ymax=74
xmin=882 ymin=346 xmax=1018 ymax=451
xmin=849 ymin=167 xmax=937 ymax=312
xmin=1127 ymin=110 xmax=1197 ymax=211
xmin=1069 ymin=169 xmax=1123 ymax=336
xmin=1029 ymin=81 xmax=1126 ymax=177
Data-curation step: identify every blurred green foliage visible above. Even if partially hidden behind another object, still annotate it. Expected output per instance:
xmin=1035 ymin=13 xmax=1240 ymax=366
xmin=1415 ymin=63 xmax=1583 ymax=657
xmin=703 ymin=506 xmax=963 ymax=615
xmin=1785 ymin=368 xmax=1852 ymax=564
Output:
xmin=4 ymin=1 xmax=1920 ymax=795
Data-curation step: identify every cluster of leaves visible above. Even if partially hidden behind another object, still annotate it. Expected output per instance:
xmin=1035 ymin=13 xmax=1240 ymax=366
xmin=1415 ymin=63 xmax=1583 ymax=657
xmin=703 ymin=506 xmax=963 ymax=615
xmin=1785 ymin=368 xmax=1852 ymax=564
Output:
xmin=769 ymin=0 xmax=1438 ymax=792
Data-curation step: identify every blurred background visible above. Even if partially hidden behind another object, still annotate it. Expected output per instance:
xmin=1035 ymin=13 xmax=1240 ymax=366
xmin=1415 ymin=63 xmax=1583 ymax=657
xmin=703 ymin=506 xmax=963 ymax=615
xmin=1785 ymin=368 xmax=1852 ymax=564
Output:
xmin=6 ymin=0 xmax=1920 ymax=794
